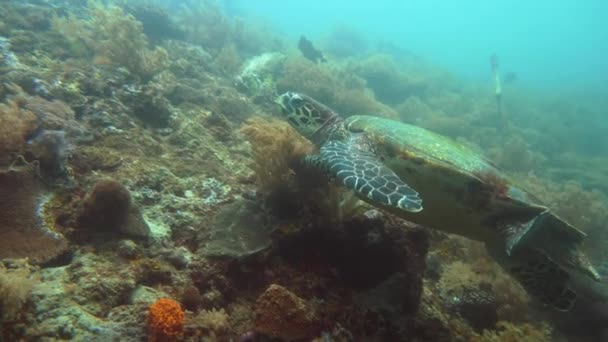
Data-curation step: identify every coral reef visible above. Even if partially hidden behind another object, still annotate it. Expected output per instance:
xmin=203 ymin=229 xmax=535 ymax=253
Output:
xmin=0 ymin=0 xmax=605 ymax=341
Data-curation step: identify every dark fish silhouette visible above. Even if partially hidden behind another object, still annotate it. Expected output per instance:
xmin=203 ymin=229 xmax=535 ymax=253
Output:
xmin=298 ymin=36 xmax=326 ymax=63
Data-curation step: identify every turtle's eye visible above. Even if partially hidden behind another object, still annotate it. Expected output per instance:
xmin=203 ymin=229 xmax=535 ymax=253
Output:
xmin=290 ymin=97 xmax=304 ymax=108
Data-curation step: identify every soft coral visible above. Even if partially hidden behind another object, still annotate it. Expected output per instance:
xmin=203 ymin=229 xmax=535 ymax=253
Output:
xmin=147 ymin=298 xmax=184 ymax=341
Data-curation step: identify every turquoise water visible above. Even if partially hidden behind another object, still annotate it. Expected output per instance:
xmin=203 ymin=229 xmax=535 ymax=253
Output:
xmin=1 ymin=1 xmax=608 ymax=340
xmin=230 ymin=0 xmax=608 ymax=95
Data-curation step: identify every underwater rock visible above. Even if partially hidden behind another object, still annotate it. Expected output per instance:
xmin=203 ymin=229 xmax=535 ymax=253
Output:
xmin=25 ymin=129 xmax=72 ymax=185
xmin=119 ymin=83 xmax=175 ymax=128
xmin=67 ymin=252 xmax=137 ymax=317
xmin=202 ymin=198 xmax=275 ymax=258
xmin=0 ymin=162 xmax=68 ymax=263
xmin=165 ymin=246 xmax=192 ymax=269
xmin=76 ymin=180 xmax=150 ymax=239
xmin=0 ymin=36 xmax=20 ymax=68
xmin=134 ymin=258 xmax=175 ymax=286
xmin=355 ymin=272 xmax=418 ymax=335
xmin=278 ymin=214 xmax=429 ymax=298
xmin=254 ymin=284 xmax=318 ymax=341
xmin=26 ymin=266 xmax=110 ymax=340
xmin=116 ymin=239 xmax=142 ymax=260
xmin=200 ymin=177 xmax=232 ymax=205
xmin=425 ymin=253 xmax=444 ymax=281
xmin=130 ymin=285 xmax=169 ymax=306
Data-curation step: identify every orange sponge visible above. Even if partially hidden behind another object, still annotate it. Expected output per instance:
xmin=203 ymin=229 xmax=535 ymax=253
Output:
xmin=147 ymin=298 xmax=184 ymax=341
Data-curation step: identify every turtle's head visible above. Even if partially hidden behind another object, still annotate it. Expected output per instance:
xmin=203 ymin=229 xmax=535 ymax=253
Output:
xmin=275 ymin=92 xmax=342 ymax=144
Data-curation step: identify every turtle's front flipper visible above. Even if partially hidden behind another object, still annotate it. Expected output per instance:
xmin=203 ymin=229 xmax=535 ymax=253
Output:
xmin=306 ymin=140 xmax=423 ymax=212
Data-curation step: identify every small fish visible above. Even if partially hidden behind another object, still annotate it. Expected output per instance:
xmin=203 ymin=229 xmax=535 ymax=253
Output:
xmin=298 ymin=36 xmax=326 ymax=63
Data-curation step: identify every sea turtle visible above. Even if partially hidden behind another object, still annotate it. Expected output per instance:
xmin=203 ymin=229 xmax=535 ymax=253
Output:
xmin=274 ymin=91 xmax=603 ymax=311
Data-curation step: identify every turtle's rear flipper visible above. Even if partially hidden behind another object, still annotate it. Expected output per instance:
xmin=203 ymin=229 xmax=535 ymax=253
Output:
xmin=507 ymin=250 xmax=578 ymax=311
xmin=487 ymin=246 xmax=578 ymax=312
xmin=305 ymin=140 xmax=423 ymax=212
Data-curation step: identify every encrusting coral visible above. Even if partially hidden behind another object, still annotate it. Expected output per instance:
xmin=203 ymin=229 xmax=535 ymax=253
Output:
xmin=0 ymin=161 xmax=68 ymax=263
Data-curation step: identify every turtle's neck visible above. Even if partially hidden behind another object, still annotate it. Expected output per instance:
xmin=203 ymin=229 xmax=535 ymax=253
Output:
xmin=310 ymin=112 xmax=345 ymax=146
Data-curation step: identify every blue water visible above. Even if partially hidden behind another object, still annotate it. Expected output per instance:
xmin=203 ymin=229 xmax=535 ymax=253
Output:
xmin=228 ymin=0 xmax=608 ymax=96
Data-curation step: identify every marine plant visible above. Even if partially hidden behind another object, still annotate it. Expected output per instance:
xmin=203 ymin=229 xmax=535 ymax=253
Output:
xmin=347 ymin=53 xmax=429 ymax=105
xmin=276 ymin=57 xmax=393 ymax=117
xmin=176 ymin=0 xmax=232 ymax=55
xmin=488 ymin=135 xmax=540 ymax=173
xmin=239 ymin=116 xmax=314 ymax=194
xmin=147 ymin=298 xmax=184 ymax=341
xmin=176 ymin=0 xmax=281 ymax=58
xmin=475 ymin=321 xmax=553 ymax=342
xmin=240 ymin=117 xmax=368 ymax=225
xmin=51 ymin=1 xmax=168 ymax=80
xmin=0 ymin=100 xmax=38 ymax=165
xmin=0 ymin=263 xmax=35 ymax=322
xmin=214 ymin=42 xmax=242 ymax=75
